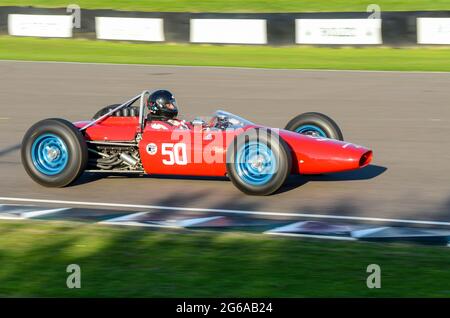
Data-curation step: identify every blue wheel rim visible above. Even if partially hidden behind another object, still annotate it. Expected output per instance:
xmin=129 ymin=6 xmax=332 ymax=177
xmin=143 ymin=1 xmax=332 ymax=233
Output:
xmin=295 ymin=124 xmax=327 ymax=138
xmin=235 ymin=141 xmax=277 ymax=186
xmin=31 ymin=134 xmax=69 ymax=176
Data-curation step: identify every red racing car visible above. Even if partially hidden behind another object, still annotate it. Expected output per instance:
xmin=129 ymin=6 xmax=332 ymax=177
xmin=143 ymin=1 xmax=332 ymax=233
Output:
xmin=21 ymin=90 xmax=373 ymax=195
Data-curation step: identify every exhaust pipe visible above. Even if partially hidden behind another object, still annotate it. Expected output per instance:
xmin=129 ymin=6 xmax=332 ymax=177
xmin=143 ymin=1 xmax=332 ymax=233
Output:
xmin=120 ymin=153 xmax=138 ymax=167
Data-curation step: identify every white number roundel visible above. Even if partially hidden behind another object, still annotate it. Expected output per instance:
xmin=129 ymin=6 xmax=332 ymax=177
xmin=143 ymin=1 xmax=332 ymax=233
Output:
xmin=146 ymin=143 xmax=158 ymax=155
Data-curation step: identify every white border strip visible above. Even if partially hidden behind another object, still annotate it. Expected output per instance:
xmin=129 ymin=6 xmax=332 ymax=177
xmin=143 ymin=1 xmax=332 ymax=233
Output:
xmin=1 ymin=197 xmax=450 ymax=227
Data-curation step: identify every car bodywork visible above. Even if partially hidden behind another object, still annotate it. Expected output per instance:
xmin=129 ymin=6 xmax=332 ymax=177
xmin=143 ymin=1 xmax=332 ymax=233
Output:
xmin=73 ymin=90 xmax=372 ymax=177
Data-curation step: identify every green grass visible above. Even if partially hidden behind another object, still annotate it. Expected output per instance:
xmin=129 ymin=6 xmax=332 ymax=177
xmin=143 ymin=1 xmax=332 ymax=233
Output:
xmin=1 ymin=0 xmax=449 ymax=12
xmin=1 ymin=37 xmax=450 ymax=72
xmin=0 ymin=220 xmax=449 ymax=297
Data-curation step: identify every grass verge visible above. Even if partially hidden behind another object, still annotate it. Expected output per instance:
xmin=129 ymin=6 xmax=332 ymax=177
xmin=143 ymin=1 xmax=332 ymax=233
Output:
xmin=0 ymin=37 xmax=450 ymax=71
xmin=0 ymin=220 xmax=449 ymax=297
xmin=1 ymin=0 xmax=449 ymax=13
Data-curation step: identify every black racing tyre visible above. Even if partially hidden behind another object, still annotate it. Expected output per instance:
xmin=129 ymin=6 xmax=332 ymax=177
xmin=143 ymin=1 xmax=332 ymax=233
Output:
xmin=285 ymin=112 xmax=344 ymax=141
xmin=92 ymin=104 xmax=120 ymax=119
xmin=226 ymin=128 xmax=292 ymax=195
xmin=21 ymin=118 xmax=88 ymax=187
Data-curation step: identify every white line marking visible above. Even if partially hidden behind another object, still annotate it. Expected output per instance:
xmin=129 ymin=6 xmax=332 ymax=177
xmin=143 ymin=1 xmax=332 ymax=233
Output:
xmin=267 ymin=220 xmax=356 ymax=235
xmin=99 ymin=212 xmax=148 ymax=223
xmin=179 ymin=216 xmax=224 ymax=227
xmin=265 ymin=232 xmax=357 ymax=241
xmin=0 ymin=215 xmax=22 ymax=220
xmin=100 ymin=213 xmax=223 ymax=228
xmin=22 ymin=208 xmax=69 ymax=219
xmin=99 ymin=220 xmax=179 ymax=229
xmin=1 ymin=59 xmax=450 ymax=74
xmin=0 ymin=197 xmax=449 ymax=227
xmin=351 ymin=227 xmax=389 ymax=238
xmin=0 ymin=207 xmax=69 ymax=220
xmin=99 ymin=212 xmax=182 ymax=228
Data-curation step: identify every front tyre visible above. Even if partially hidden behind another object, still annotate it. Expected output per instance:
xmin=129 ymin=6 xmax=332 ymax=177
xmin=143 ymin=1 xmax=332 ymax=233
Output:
xmin=226 ymin=128 xmax=292 ymax=195
xmin=21 ymin=118 xmax=88 ymax=187
xmin=285 ymin=112 xmax=344 ymax=141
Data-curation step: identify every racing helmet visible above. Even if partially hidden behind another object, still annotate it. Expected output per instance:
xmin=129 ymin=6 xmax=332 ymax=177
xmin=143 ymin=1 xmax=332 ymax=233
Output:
xmin=147 ymin=90 xmax=178 ymax=119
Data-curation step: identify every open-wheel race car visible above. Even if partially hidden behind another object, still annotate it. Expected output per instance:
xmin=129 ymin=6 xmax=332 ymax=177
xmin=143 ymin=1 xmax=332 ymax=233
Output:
xmin=21 ymin=90 xmax=373 ymax=195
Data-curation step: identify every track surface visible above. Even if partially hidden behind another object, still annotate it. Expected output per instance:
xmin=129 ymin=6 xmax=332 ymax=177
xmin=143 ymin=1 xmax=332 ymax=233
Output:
xmin=0 ymin=61 xmax=449 ymax=222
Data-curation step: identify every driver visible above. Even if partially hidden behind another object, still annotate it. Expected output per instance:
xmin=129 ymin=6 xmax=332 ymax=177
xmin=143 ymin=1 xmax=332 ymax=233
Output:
xmin=146 ymin=89 xmax=190 ymax=129
xmin=147 ymin=89 xmax=178 ymax=120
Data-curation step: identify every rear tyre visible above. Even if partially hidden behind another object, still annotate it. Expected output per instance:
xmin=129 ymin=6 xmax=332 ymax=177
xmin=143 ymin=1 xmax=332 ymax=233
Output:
xmin=92 ymin=104 xmax=120 ymax=119
xmin=285 ymin=112 xmax=344 ymax=141
xmin=92 ymin=104 xmax=139 ymax=119
xmin=226 ymin=128 xmax=292 ymax=195
xmin=21 ymin=118 xmax=88 ymax=187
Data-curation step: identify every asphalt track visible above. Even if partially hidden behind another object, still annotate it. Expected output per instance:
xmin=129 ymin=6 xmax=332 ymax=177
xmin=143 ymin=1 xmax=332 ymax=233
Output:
xmin=0 ymin=61 xmax=449 ymax=224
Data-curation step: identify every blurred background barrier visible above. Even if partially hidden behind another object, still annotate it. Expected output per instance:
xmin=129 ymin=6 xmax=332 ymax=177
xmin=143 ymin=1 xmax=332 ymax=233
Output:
xmin=95 ymin=17 xmax=165 ymax=42
xmin=190 ymin=19 xmax=267 ymax=44
xmin=295 ymin=18 xmax=382 ymax=44
xmin=0 ymin=6 xmax=449 ymax=45
xmin=417 ymin=17 xmax=450 ymax=44
xmin=8 ymin=14 xmax=73 ymax=38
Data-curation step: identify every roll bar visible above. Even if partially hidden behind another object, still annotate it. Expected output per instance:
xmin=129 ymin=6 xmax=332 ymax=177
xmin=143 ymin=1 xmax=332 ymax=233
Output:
xmin=79 ymin=90 xmax=151 ymax=132
xmin=138 ymin=90 xmax=151 ymax=133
